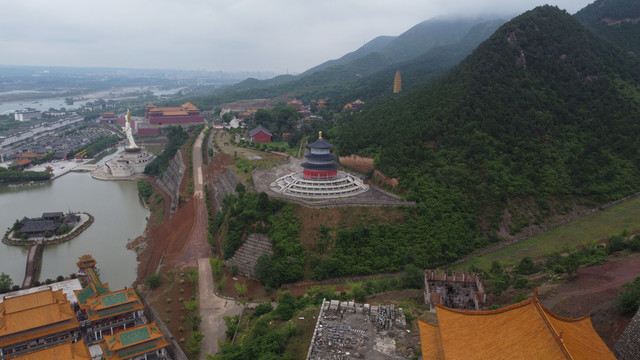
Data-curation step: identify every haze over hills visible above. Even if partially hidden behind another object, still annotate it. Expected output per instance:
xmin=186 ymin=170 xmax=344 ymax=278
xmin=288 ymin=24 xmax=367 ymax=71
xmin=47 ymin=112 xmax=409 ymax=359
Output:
xmin=575 ymin=0 xmax=640 ymax=56
xmin=198 ymin=16 xmax=507 ymax=107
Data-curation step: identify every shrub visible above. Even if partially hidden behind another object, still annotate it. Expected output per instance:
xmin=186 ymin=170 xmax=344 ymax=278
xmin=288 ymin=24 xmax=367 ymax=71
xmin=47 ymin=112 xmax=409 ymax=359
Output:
xmin=607 ymin=235 xmax=626 ymax=253
xmin=56 ymin=275 xmax=64 ymax=282
xmin=513 ymin=277 xmax=529 ymax=289
xmin=186 ymin=332 xmax=204 ymax=355
xmin=553 ymin=264 xmax=565 ymax=274
xmin=516 ymin=257 xmax=538 ymax=275
xmin=253 ymin=302 xmax=273 ymax=317
xmin=180 ymin=316 xmax=186 ymax=322
xmin=627 ymin=235 xmax=640 ymax=252
xmin=231 ymin=265 xmax=239 ymax=276
xmin=178 ymin=326 xmax=184 ymax=332
xmin=276 ymin=292 xmax=296 ymax=321
xmin=166 ymin=308 xmax=171 ymax=313
xmin=167 ymin=298 xmax=172 ymax=304
xmin=514 ymin=293 xmax=528 ymax=303
xmin=145 ymin=273 xmax=161 ymax=289
xmin=617 ymin=276 xmax=640 ymax=314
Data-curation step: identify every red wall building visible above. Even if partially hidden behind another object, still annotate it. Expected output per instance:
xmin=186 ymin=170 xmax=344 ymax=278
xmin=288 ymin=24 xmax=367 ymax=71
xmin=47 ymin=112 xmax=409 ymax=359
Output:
xmin=145 ymin=102 xmax=205 ymax=125
xmin=249 ymin=125 xmax=272 ymax=143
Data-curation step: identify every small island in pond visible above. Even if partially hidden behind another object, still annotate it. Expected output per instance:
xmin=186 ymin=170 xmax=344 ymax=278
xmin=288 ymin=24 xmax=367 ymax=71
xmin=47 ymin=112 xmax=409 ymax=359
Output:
xmin=3 ymin=211 xmax=94 ymax=246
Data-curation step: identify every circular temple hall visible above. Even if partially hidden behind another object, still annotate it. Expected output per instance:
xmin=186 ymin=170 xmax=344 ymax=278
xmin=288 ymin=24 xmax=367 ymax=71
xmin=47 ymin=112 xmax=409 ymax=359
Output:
xmin=270 ymin=132 xmax=368 ymax=198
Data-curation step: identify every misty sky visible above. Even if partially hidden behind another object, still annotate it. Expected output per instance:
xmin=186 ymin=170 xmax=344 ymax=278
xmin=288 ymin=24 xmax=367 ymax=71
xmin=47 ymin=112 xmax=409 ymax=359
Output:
xmin=0 ymin=0 xmax=593 ymax=74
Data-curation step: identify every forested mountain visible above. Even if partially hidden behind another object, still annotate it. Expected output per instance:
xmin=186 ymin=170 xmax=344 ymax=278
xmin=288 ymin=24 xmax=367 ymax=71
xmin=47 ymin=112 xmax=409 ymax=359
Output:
xmin=193 ymin=17 xmax=504 ymax=109
xmin=328 ymin=19 xmax=506 ymax=110
xmin=331 ymin=5 xmax=640 ymax=264
xmin=575 ymin=0 xmax=640 ymax=56
xmin=377 ymin=17 xmax=489 ymax=63
xmin=301 ymin=36 xmax=396 ymax=76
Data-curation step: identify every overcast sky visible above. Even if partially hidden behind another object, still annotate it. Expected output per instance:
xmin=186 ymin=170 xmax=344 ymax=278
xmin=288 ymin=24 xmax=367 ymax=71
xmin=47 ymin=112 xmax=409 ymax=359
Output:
xmin=0 ymin=0 xmax=593 ymax=74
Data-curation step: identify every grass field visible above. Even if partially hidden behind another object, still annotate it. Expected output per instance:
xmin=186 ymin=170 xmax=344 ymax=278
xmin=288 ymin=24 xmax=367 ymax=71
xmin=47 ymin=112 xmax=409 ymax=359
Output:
xmin=453 ymin=195 xmax=640 ymax=271
xmin=214 ymin=130 xmax=289 ymax=185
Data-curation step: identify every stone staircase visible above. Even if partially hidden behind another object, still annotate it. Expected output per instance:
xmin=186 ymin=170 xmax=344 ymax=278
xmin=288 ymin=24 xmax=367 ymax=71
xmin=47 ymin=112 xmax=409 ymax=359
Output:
xmin=224 ymin=233 xmax=273 ymax=278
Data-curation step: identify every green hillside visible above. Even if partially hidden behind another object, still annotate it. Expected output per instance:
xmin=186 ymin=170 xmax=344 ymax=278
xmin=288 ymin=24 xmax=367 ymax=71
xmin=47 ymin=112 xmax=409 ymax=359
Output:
xmin=575 ymin=0 xmax=640 ymax=56
xmin=316 ymin=5 xmax=640 ymax=274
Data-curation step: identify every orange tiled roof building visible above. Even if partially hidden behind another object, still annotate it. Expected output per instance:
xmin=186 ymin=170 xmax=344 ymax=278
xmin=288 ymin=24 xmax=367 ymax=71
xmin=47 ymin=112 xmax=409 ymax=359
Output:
xmin=418 ymin=289 xmax=615 ymax=360
xmin=145 ymin=102 xmax=205 ymax=125
xmin=0 ymin=289 xmax=81 ymax=359
xmin=5 ymin=340 xmax=91 ymax=360
xmin=99 ymin=322 xmax=169 ymax=360
xmin=74 ymin=285 xmax=144 ymax=342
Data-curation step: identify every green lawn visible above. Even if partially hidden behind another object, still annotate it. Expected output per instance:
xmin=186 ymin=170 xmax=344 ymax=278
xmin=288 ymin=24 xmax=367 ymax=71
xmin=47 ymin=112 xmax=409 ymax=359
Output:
xmin=453 ymin=196 xmax=640 ymax=271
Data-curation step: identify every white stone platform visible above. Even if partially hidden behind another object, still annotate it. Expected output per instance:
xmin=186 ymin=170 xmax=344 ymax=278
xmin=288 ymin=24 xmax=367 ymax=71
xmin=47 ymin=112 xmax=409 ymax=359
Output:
xmin=269 ymin=171 xmax=369 ymax=198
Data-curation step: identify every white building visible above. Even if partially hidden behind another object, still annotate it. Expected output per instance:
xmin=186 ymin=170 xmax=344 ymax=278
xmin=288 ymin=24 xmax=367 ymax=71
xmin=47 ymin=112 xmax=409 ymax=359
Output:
xmin=14 ymin=108 xmax=41 ymax=122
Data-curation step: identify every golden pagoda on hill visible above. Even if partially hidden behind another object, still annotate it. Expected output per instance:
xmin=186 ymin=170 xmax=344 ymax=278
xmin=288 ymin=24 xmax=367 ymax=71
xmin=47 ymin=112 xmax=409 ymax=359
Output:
xmin=393 ymin=69 xmax=402 ymax=93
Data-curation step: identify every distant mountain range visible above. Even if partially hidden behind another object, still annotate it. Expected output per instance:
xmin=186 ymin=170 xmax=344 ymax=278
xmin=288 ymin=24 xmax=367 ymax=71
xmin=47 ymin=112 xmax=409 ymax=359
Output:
xmin=193 ymin=16 xmax=508 ymax=108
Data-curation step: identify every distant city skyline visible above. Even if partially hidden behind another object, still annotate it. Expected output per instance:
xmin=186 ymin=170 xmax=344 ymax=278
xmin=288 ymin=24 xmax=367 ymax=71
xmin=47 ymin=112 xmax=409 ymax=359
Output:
xmin=0 ymin=0 xmax=593 ymax=74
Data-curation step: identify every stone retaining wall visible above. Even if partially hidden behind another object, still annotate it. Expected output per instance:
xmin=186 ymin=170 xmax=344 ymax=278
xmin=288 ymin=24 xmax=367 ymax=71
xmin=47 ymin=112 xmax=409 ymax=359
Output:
xmin=156 ymin=151 xmax=185 ymax=215
xmin=142 ymin=302 xmax=188 ymax=360
xmin=210 ymin=168 xmax=241 ymax=211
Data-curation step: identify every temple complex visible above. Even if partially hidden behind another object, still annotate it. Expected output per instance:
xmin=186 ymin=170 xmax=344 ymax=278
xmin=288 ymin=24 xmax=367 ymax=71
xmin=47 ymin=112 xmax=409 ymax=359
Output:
xmin=104 ymin=110 xmax=154 ymax=177
xmin=99 ymin=323 xmax=169 ymax=360
xmin=418 ymin=289 xmax=615 ymax=359
xmin=0 ymin=255 xmax=170 ymax=359
xmin=0 ymin=289 xmax=81 ymax=359
xmin=145 ymin=103 xmax=204 ymax=125
xmin=74 ymin=283 xmax=144 ymax=342
xmin=269 ymin=132 xmax=369 ymax=198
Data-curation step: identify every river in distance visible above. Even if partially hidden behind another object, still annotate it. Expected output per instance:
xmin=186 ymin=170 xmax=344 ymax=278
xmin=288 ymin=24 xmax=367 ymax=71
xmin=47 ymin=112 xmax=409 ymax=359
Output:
xmin=0 ymin=168 xmax=148 ymax=290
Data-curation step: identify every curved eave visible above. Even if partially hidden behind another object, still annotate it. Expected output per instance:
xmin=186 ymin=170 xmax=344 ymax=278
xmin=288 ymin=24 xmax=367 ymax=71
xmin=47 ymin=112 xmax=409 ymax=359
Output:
xmin=301 ymin=162 xmax=340 ymax=171
xmin=307 ymin=138 xmax=333 ymax=149
xmin=304 ymin=153 xmax=336 ymax=162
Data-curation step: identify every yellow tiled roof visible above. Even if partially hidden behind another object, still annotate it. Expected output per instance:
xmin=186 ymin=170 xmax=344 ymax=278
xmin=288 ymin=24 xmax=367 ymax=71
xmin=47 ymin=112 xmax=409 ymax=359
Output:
xmin=419 ymin=291 xmax=615 ymax=360
xmin=418 ymin=319 xmax=444 ymax=360
xmin=0 ymin=289 xmax=79 ymax=347
xmin=100 ymin=322 xmax=169 ymax=360
xmin=7 ymin=340 xmax=91 ymax=360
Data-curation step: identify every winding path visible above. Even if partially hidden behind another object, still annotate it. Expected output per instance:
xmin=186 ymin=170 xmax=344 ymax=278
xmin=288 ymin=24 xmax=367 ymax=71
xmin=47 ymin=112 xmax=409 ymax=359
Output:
xmin=175 ymin=127 xmax=242 ymax=358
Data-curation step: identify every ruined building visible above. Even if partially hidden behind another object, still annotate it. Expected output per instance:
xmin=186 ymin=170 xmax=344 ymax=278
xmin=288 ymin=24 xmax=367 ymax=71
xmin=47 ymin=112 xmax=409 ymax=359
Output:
xmin=424 ymin=270 xmax=486 ymax=311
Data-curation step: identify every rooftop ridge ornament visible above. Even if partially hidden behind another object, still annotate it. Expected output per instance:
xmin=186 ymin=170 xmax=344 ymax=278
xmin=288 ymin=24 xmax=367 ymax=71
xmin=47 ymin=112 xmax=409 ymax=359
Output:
xmin=319 ymin=131 xmax=323 ymax=139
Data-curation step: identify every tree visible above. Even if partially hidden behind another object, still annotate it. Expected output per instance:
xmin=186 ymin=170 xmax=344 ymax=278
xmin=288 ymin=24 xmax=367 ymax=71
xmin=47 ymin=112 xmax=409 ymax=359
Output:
xmin=617 ymin=276 xmax=640 ymax=314
xmin=222 ymin=113 xmax=233 ymax=123
xmin=516 ymin=256 xmax=538 ymax=275
xmin=275 ymin=291 xmax=296 ymax=321
xmin=0 ymin=273 xmax=13 ymax=294
xmin=254 ymin=254 xmax=274 ymax=286
xmin=145 ymin=273 xmax=161 ymax=289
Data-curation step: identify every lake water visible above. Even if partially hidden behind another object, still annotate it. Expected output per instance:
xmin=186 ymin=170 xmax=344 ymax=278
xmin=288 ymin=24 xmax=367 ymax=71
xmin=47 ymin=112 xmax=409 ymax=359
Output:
xmin=0 ymin=171 xmax=148 ymax=289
